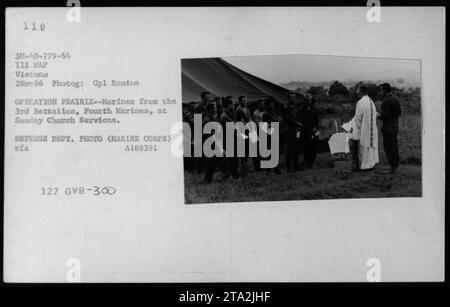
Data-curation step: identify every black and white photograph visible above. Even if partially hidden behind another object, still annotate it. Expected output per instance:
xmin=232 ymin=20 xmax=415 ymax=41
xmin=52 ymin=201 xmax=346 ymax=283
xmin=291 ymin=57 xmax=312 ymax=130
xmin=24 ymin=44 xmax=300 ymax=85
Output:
xmin=2 ymin=5 xmax=445 ymax=286
xmin=182 ymin=55 xmax=421 ymax=204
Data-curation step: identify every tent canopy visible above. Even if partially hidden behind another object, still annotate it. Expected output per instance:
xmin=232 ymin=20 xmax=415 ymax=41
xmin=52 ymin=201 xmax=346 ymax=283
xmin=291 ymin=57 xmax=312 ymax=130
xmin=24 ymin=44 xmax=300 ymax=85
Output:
xmin=181 ymin=58 xmax=290 ymax=104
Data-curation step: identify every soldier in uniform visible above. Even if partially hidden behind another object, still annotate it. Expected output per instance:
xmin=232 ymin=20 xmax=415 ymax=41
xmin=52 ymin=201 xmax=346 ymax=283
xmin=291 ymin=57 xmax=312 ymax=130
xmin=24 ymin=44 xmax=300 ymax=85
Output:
xmin=214 ymin=97 xmax=223 ymax=120
xmin=298 ymin=94 xmax=319 ymax=168
xmin=252 ymin=99 xmax=265 ymax=171
xmin=379 ymin=83 xmax=402 ymax=174
xmin=220 ymin=97 xmax=240 ymax=180
xmin=261 ymin=98 xmax=281 ymax=175
xmin=283 ymin=91 xmax=302 ymax=171
xmin=235 ymin=95 xmax=253 ymax=176
xmin=194 ymin=91 xmax=210 ymax=115
xmin=203 ymin=101 xmax=220 ymax=183
xmin=194 ymin=91 xmax=211 ymax=174
xmin=182 ymin=103 xmax=195 ymax=171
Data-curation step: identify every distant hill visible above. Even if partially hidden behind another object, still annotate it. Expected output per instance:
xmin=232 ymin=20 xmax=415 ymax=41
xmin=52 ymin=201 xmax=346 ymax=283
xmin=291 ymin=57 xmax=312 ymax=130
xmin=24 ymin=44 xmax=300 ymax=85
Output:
xmin=281 ymin=79 xmax=421 ymax=91
xmin=281 ymin=81 xmax=332 ymax=90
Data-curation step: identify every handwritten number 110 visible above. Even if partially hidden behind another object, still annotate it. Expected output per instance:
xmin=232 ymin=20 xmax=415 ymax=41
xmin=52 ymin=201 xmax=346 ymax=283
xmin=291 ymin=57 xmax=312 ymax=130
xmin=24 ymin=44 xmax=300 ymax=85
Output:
xmin=24 ymin=22 xmax=45 ymax=31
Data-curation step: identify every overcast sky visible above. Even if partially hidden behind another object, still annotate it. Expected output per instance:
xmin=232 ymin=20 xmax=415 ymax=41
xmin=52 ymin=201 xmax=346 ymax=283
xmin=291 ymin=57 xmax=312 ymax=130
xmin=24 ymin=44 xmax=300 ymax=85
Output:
xmin=223 ymin=54 xmax=421 ymax=85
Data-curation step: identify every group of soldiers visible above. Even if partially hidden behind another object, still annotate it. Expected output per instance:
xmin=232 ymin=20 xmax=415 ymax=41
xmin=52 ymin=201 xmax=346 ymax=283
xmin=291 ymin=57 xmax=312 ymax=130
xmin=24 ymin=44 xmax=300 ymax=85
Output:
xmin=182 ymin=91 xmax=320 ymax=184
xmin=182 ymin=81 xmax=403 ymax=183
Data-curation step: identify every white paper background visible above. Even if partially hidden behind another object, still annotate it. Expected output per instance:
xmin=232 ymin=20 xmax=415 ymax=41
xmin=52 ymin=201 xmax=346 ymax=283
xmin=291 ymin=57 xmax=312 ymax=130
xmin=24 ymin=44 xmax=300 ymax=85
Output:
xmin=4 ymin=7 xmax=445 ymax=282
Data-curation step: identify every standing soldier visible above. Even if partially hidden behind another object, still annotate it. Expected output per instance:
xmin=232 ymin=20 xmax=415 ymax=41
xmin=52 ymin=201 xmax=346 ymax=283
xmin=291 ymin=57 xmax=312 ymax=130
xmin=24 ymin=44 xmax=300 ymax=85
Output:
xmin=298 ymin=94 xmax=319 ymax=168
xmin=203 ymin=102 xmax=219 ymax=183
xmin=235 ymin=95 xmax=253 ymax=176
xmin=236 ymin=95 xmax=253 ymax=123
xmin=379 ymin=83 xmax=402 ymax=174
xmin=214 ymin=97 xmax=223 ymax=120
xmin=220 ymin=97 xmax=240 ymax=180
xmin=194 ymin=91 xmax=211 ymax=174
xmin=195 ymin=91 xmax=210 ymax=115
xmin=252 ymin=99 xmax=265 ymax=171
xmin=262 ymin=98 xmax=281 ymax=175
xmin=253 ymin=99 xmax=265 ymax=124
xmin=283 ymin=91 xmax=302 ymax=171
xmin=182 ymin=103 xmax=195 ymax=171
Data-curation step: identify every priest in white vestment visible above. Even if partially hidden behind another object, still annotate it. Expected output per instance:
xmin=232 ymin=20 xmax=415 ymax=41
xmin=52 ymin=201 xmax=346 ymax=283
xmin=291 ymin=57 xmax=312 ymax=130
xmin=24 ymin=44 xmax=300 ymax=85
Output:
xmin=349 ymin=86 xmax=379 ymax=170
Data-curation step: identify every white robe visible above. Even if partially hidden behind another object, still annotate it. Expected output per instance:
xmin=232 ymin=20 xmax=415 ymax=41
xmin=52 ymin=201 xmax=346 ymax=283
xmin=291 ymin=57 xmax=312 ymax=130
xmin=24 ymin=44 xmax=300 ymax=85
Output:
xmin=350 ymin=95 xmax=379 ymax=169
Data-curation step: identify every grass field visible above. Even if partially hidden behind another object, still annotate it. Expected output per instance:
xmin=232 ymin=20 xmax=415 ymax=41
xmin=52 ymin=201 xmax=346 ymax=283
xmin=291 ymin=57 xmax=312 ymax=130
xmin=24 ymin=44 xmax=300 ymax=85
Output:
xmin=184 ymin=114 xmax=422 ymax=204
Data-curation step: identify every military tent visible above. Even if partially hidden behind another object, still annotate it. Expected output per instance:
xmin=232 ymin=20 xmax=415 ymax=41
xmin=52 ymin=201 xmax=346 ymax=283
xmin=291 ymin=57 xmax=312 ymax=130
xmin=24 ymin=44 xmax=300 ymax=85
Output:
xmin=181 ymin=57 xmax=290 ymax=104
